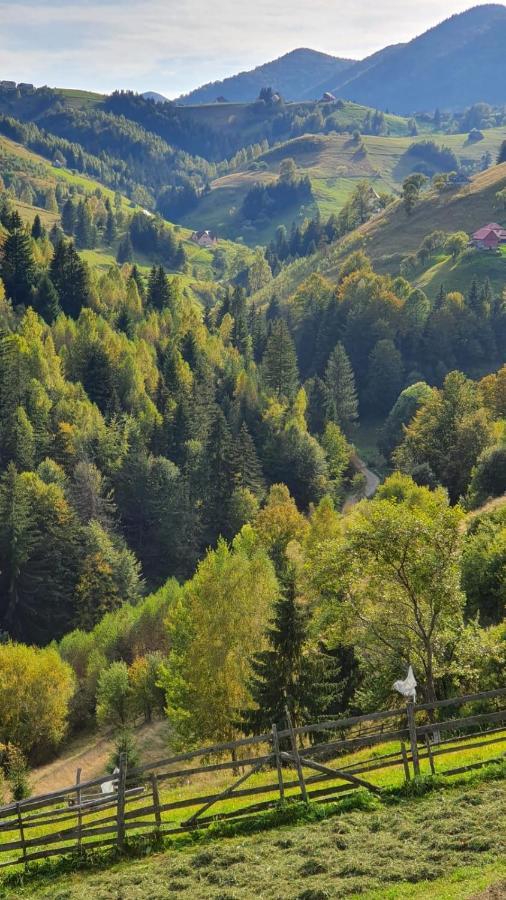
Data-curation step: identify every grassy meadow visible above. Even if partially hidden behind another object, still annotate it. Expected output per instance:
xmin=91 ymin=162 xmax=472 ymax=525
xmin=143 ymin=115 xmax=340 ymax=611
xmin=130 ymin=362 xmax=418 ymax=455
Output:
xmin=182 ymin=126 xmax=506 ymax=245
xmin=1 ymin=762 xmax=504 ymax=899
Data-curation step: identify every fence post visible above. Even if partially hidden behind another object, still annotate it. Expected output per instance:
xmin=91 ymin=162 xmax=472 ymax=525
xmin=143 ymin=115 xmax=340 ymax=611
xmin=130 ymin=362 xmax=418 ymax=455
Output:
xmin=116 ymin=752 xmax=127 ymax=851
xmin=285 ymin=706 xmax=308 ymax=803
xmin=150 ymin=773 xmax=161 ymax=830
xmin=76 ymin=767 xmax=83 ymax=855
xmin=425 ymin=735 xmax=436 ymax=775
xmin=406 ymin=701 xmax=420 ymax=777
xmin=271 ymin=723 xmax=285 ymax=803
xmin=400 ymin=742 xmax=411 ymax=782
xmin=16 ymin=802 xmax=27 ymax=869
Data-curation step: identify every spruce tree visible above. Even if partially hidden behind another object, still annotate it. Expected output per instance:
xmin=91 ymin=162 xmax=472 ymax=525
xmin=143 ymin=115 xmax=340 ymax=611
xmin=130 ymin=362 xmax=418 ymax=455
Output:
xmin=117 ymin=234 xmax=133 ymax=264
xmin=468 ymin=276 xmax=481 ymax=314
xmin=34 ymin=274 xmax=61 ymax=324
xmin=1 ymin=228 xmax=37 ymax=306
xmin=75 ymin=201 xmax=94 ymax=249
xmin=105 ymin=209 xmax=117 ymax=245
xmin=435 ymin=282 xmax=446 ymax=309
xmin=201 ymin=407 xmax=236 ymax=543
xmin=147 ymin=265 xmax=170 ymax=310
xmin=130 ymin=264 xmax=146 ymax=302
xmin=241 ymin=573 xmax=335 ymax=735
xmin=306 ymin=376 xmax=328 ymax=435
xmin=61 ymin=198 xmax=76 ymax=236
xmin=31 ymin=214 xmax=43 ymax=240
xmin=231 ymin=422 xmax=265 ymax=496
xmin=262 ymin=319 xmax=299 ymax=400
xmin=323 ymin=342 xmax=358 ymax=434
xmin=50 ymin=240 xmax=90 ymax=318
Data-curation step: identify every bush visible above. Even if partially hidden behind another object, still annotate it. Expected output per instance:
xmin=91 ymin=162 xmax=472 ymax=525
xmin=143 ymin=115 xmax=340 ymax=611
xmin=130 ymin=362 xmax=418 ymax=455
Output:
xmin=5 ymin=744 xmax=31 ymax=801
xmin=107 ymin=729 xmax=140 ymax=774
xmin=0 ymin=643 xmax=75 ymax=760
xmin=96 ymin=661 xmax=132 ymax=728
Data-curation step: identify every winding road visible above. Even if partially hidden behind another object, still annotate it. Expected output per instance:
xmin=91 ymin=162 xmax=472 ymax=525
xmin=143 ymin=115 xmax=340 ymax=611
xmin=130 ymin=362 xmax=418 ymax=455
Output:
xmin=343 ymin=454 xmax=381 ymax=511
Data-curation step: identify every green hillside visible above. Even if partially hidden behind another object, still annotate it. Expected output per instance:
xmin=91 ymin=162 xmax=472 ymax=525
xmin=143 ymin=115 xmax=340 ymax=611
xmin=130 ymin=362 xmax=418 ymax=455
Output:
xmin=0 ymin=131 xmax=253 ymax=296
xmin=182 ymin=127 xmax=506 ymax=245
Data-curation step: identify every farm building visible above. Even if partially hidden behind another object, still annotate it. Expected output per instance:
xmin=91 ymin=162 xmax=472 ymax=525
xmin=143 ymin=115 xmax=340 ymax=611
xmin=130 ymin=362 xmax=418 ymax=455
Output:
xmin=191 ymin=229 xmax=218 ymax=247
xmin=472 ymin=223 xmax=506 ymax=250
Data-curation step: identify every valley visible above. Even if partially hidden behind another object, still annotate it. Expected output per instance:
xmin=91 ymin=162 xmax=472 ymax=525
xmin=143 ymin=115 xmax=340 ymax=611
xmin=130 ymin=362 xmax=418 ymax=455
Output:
xmin=0 ymin=3 xmax=505 ymax=896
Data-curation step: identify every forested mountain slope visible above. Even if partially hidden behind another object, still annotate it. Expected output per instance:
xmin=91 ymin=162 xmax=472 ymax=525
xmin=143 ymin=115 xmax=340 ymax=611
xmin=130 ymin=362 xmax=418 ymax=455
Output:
xmin=325 ymin=5 xmax=506 ymax=112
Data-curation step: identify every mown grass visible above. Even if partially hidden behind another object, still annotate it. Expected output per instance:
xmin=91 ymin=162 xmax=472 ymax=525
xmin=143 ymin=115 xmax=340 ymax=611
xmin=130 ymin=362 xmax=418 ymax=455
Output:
xmin=0 ymin=727 xmax=503 ymax=874
xmin=2 ymin=764 xmax=504 ymax=899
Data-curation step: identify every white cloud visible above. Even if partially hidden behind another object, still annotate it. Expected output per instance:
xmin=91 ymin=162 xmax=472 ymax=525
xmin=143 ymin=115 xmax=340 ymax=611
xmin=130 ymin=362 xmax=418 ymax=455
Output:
xmin=0 ymin=0 xmax=485 ymax=96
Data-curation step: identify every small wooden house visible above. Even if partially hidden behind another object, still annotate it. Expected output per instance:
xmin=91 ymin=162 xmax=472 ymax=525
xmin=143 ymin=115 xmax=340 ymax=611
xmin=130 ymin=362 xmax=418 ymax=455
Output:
xmin=472 ymin=223 xmax=506 ymax=250
xmin=191 ymin=230 xmax=218 ymax=248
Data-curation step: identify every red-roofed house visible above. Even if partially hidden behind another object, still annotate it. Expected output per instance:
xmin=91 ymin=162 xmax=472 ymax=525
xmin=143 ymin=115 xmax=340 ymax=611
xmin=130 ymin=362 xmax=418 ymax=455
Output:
xmin=472 ymin=222 xmax=506 ymax=250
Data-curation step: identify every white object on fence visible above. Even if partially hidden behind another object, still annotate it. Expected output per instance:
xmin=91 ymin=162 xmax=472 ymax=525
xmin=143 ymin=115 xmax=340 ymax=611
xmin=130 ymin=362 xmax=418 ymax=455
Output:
xmin=100 ymin=766 xmax=119 ymax=795
xmin=393 ymin=666 xmax=417 ymax=702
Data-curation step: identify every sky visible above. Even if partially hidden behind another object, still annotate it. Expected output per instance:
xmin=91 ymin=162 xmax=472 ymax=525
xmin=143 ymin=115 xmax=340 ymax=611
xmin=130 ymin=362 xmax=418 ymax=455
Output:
xmin=0 ymin=0 xmax=495 ymax=98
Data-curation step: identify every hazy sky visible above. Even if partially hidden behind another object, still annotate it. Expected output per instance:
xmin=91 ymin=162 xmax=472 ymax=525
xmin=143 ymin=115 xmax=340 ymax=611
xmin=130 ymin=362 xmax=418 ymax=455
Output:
xmin=0 ymin=0 xmax=492 ymax=98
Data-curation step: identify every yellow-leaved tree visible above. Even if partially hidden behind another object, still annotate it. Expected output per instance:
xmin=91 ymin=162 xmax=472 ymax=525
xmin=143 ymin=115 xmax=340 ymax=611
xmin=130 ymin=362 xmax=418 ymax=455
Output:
xmin=0 ymin=643 xmax=75 ymax=760
xmin=161 ymin=526 xmax=278 ymax=748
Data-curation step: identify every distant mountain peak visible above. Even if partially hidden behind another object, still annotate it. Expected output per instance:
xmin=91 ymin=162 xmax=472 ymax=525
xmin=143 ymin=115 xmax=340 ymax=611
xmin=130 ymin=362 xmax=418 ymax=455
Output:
xmin=176 ymin=49 xmax=356 ymax=105
xmin=142 ymin=91 xmax=169 ymax=104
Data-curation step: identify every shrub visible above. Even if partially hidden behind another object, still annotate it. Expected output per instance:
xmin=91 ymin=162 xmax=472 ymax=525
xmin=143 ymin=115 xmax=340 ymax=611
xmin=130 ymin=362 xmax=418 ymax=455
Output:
xmin=5 ymin=744 xmax=31 ymax=801
xmin=0 ymin=643 xmax=74 ymax=760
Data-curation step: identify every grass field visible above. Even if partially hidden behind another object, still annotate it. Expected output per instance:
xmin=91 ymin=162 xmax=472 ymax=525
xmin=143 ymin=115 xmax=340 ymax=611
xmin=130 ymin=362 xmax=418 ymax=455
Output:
xmin=2 ymin=768 xmax=504 ymax=899
xmin=0 ymin=721 xmax=503 ymax=876
xmin=182 ymin=127 xmax=506 ymax=245
xmin=247 ymin=160 xmax=506 ymax=305
xmin=414 ymin=246 xmax=506 ymax=299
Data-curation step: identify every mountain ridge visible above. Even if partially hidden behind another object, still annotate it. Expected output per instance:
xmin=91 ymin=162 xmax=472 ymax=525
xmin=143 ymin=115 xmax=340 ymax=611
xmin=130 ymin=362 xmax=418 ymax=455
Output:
xmin=175 ymin=48 xmax=355 ymax=105
xmin=175 ymin=5 xmax=506 ymax=112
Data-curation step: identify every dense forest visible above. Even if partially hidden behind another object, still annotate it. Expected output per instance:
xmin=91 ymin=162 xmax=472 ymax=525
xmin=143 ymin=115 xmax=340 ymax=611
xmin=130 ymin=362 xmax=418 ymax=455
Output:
xmin=0 ymin=71 xmax=504 ymax=793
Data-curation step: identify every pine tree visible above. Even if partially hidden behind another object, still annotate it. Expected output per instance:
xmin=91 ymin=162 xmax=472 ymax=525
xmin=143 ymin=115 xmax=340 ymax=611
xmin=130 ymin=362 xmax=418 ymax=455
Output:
xmin=147 ymin=265 xmax=170 ymax=310
xmin=75 ymin=201 xmax=94 ymax=249
xmin=130 ymin=264 xmax=146 ymax=302
xmin=435 ymin=283 xmax=446 ymax=309
xmin=323 ymin=342 xmax=358 ymax=433
xmin=1 ymin=228 xmax=37 ymax=306
xmin=241 ymin=573 xmax=335 ymax=735
xmin=306 ymin=376 xmax=328 ymax=435
xmin=49 ymin=223 xmax=64 ymax=247
xmin=34 ymin=274 xmax=61 ymax=324
xmin=468 ymin=276 xmax=481 ymax=314
xmin=61 ymin=198 xmax=76 ymax=236
xmin=105 ymin=209 xmax=117 ymax=245
xmin=117 ymin=233 xmax=133 ymax=264
xmin=231 ymin=423 xmax=265 ymax=496
xmin=262 ymin=319 xmax=299 ymax=400
xmin=497 ymin=140 xmax=506 ymax=164
xmin=201 ymin=407 xmax=236 ymax=543
xmin=50 ymin=240 xmax=90 ymax=318
xmin=31 ymin=214 xmax=44 ymax=240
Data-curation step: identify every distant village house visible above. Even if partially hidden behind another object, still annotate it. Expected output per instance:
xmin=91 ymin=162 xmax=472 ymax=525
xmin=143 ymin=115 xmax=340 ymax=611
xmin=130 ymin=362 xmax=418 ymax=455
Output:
xmin=191 ymin=229 xmax=218 ymax=247
xmin=472 ymin=222 xmax=506 ymax=251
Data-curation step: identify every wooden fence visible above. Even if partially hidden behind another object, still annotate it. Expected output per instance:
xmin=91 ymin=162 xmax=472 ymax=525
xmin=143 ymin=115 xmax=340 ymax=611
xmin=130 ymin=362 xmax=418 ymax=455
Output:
xmin=0 ymin=686 xmax=504 ymax=870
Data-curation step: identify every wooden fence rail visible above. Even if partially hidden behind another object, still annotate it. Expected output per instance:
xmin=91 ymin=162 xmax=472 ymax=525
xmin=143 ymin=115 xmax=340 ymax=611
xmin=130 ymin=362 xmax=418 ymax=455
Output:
xmin=0 ymin=687 xmax=503 ymax=870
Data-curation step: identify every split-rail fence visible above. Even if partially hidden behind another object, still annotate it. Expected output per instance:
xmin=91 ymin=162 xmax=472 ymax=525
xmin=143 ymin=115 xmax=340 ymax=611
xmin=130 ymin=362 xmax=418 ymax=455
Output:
xmin=0 ymin=686 xmax=504 ymax=870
